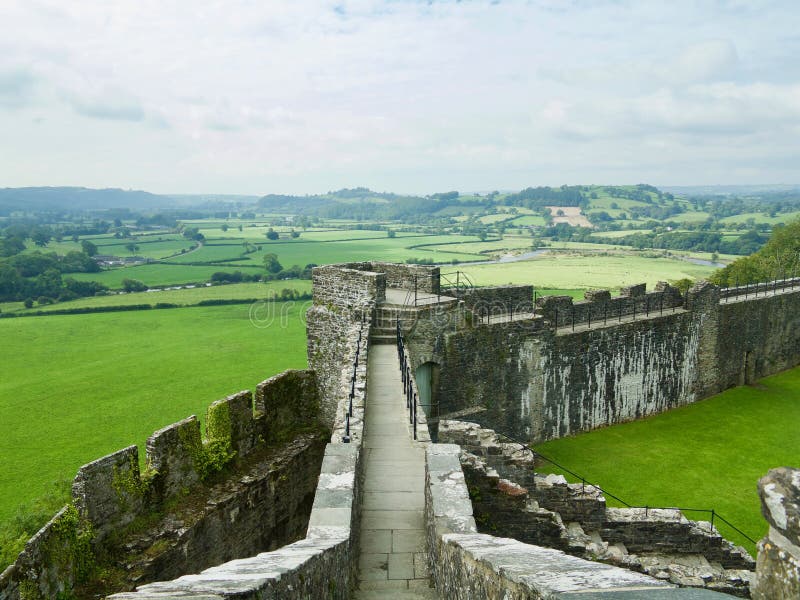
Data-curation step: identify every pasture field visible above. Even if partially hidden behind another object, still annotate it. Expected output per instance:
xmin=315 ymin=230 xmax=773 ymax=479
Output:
xmin=0 ymin=303 xmax=308 ymax=526
xmin=590 ymin=229 xmax=652 ymax=238
xmin=719 ymin=211 xmax=800 ymax=226
xmin=672 ymin=210 xmax=712 ymax=224
xmin=535 ymin=366 xmax=800 ymax=554
xmin=419 ymin=237 xmax=535 ymax=256
xmin=166 ymin=242 xmax=254 ymax=263
xmin=69 ymin=263 xmax=266 ymax=288
xmin=478 ymin=213 xmax=516 ymax=225
xmin=218 ymin=234 xmax=488 ymax=268
xmin=0 ymin=281 xmax=311 ymax=314
xmin=507 ymin=215 xmax=547 ymax=226
xmin=458 ymin=253 xmax=714 ymax=289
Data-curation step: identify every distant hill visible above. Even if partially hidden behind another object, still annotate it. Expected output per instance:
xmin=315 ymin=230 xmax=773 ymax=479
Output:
xmin=0 ymin=187 xmax=168 ymax=213
xmin=662 ymin=184 xmax=800 ymax=197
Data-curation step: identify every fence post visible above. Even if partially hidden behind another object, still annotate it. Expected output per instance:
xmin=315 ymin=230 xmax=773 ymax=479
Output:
xmin=342 ymin=411 xmax=351 ymax=443
xmin=554 ymin=308 xmax=558 ymax=331
xmin=413 ymin=393 xmax=418 ymax=440
xmin=710 ymin=509 xmax=715 ymax=533
xmin=572 ymin=306 xmax=575 ymax=331
xmin=588 ymin=306 xmax=591 ymax=329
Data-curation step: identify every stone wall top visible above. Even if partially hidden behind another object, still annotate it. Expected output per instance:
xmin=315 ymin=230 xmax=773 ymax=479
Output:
xmin=106 ymin=325 xmax=373 ymax=600
xmin=312 ymin=265 xmax=386 ymax=307
xmin=758 ymin=467 xmax=800 ymax=547
xmin=424 ymin=443 xmax=676 ymax=598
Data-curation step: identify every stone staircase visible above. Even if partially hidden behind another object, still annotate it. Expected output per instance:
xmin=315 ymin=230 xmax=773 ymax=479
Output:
xmin=370 ymin=291 xmax=459 ymax=345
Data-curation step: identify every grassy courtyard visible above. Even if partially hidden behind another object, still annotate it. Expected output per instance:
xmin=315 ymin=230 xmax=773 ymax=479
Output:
xmin=535 ymin=367 xmax=800 ymax=555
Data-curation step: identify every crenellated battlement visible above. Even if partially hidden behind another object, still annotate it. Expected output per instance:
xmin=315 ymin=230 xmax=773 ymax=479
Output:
xmin=0 ymin=369 xmax=328 ymax=600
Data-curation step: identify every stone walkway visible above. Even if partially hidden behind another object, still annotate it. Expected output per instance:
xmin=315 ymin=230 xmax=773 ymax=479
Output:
xmin=353 ymin=344 xmax=438 ymax=599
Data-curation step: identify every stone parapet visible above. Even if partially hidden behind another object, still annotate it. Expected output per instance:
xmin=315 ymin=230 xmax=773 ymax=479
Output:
xmin=457 ymin=285 xmax=534 ymax=316
xmin=424 ymin=443 xmax=678 ymax=598
xmin=101 ymin=319 xmax=373 ymax=600
xmin=752 ymin=467 xmax=800 ymax=599
xmin=0 ymin=366 xmax=331 ymax=600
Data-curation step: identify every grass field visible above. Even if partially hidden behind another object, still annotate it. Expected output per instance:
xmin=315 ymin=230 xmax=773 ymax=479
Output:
xmin=0 ymin=303 xmax=308 ymax=525
xmin=0 ymin=281 xmax=312 ymax=314
xmin=719 ymin=211 xmax=800 ymax=226
xmin=457 ymin=253 xmax=714 ymax=289
xmin=420 ymin=237 xmax=534 ymax=256
xmin=507 ymin=215 xmax=547 ymax=226
xmin=535 ymin=366 xmax=800 ymax=554
xmin=69 ymin=263 xmax=266 ymax=288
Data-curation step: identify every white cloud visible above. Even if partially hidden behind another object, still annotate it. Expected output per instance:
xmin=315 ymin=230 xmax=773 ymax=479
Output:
xmin=0 ymin=0 xmax=798 ymax=192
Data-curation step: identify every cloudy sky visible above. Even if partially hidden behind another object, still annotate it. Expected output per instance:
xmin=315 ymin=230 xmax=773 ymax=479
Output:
xmin=1 ymin=1 xmax=798 ymax=195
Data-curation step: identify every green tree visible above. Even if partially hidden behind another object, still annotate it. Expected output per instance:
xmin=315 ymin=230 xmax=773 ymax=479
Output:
xmin=263 ymin=253 xmax=283 ymax=273
xmin=81 ymin=240 xmax=98 ymax=257
xmin=122 ymin=278 xmax=147 ymax=292
xmin=266 ymin=228 xmax=279 ymax=241
xmin=125 ymin=243 xmax=140 ymax=254
xmin=387 ymin=230 xmax=396 ymax=238
xmin=31 ymin=227 xmax=51 ymax=247
xmin=221 ymin=224 xmax=229 ymax=232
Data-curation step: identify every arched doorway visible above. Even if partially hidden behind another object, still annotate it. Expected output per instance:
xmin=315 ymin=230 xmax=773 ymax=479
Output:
xmin=415 ymin=361 xmax=440 ymax=439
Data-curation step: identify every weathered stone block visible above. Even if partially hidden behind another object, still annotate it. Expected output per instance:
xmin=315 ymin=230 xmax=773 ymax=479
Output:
xmin=146 ymin=416 xmax=202 ymax=501
xmin=584 ymin=289 xmax=611 ymax=302
xmin=206 ymin=391 xmax=256 ymax=459
xmin=255 ymin=370 xmax=320 ymax=444
xmin=72 ymin=445 xmax=145 ymax=541
xmin=620 ymin=282 xmax=647 ymax=297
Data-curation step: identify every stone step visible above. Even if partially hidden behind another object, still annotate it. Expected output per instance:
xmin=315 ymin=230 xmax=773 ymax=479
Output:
xmin=369 ymin=335 xmax=397 ymax=345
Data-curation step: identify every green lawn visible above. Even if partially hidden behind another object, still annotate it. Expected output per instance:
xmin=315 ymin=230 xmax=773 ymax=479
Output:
xmin=535 ymin=367 xmax=800 ymax=555
xmin=69 ymin=263 xmax=266 ymax=288
xmin=719 ymin=211 xmax=800 ymax=226
xmin=0 ymin=281 xmax=312 ymax=314
xmin=420 ymin=238 xmax=535 ymax=256
xmin=507 ymin=215 xmax=547 ymax=227
xmin=167 ymin=242 xmax=253 ymax=263
xmin=591 ymin=229 xmax=652 ymax=239
xmin=0 ymin=304 xmax=308 ymax=526
xmin=458 ymin=253 xmax=714 ymax=290
xmin=478 ymin=213 xmax=516 ymax=225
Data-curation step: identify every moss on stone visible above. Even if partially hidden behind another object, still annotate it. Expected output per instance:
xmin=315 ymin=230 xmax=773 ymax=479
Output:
xmin=45 ymin=504 xmax=96 ymax=588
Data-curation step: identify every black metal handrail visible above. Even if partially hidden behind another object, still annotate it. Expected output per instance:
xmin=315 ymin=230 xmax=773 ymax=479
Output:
xmin=341 ymin=323 xmax=364 ymax=443
xmin=439 ymin=270 xmax=474 ymax=301
xmin=551 ymin=294 xmax=677 ymax=332
xmin=396 ymin=319 xmax=418 ymax=440
xmin=455 ymin=424 xmax=757 ymax=546
xmin=720 ymin=273 xmax=799 ymax=300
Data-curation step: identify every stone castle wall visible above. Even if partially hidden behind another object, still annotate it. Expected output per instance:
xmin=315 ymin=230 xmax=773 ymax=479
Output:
xmin=426 ymin=279 xmax=800 ymax=442
xmin=106 ymin=309 xmax=373 ymax=600
xmin=0 ymin=371 xmax=328 ymax=600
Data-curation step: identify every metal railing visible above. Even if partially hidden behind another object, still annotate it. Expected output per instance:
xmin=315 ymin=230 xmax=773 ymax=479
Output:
xmin=403 ymin=270 xmax=474 ymax=307
xmin=552 ymin=294 xmax=678 ymax=332
xmin=396 ymin=320 xmax=418 ymax=440
xmin=439 ymin=270 xmax=474 ymax=301
xmin=341 ymin=323 xmax=364 ymax=443
xmin=456 ymin=424 xmax=757 ymax=547
xmin=720 ymin=273 xmax=800 ymax=301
